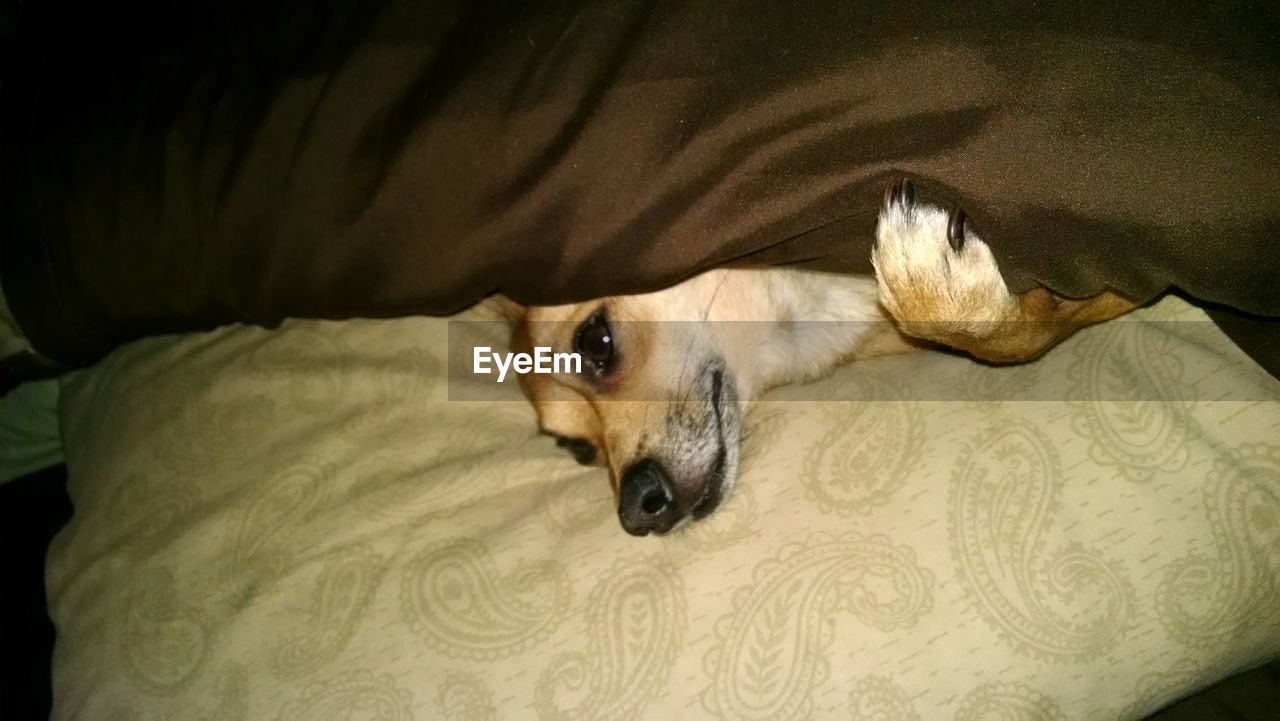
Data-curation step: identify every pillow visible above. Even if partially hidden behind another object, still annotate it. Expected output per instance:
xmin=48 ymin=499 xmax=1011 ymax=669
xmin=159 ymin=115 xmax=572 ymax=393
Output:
xmin=48 ymin=296 xmax=1280 ymax=719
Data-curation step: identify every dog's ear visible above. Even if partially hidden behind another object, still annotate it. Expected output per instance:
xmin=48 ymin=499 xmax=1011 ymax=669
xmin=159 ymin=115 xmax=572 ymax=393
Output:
xmin=487 ymin=294 xmax=527 ymax=325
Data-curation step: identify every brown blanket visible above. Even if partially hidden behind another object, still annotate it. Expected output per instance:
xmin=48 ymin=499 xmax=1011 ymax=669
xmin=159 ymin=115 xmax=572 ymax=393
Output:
xmin=2 ymin=1 xmax=1277 ymax=370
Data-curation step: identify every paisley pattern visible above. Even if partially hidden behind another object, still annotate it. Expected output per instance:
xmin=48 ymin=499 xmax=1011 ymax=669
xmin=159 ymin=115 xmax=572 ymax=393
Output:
xmin=45 ymin=298 xmax=1280 ymax=721
xmin=122 ymin=567 xmax=212 ymax=695
xmin=682 ymin=484 xmax=758 ymax=552
xmin=954 ymin=683 xmax=1065 ymax=721
xmin=340 ymin=348 xmax=443 ymax=438
xmin=401 ymin=538 xmax=571 ymax=659
xmin=536 ymin=558 xmax=685 ymax=721
xmin=105 ymin=472 xmax=200 ymax=553
xmin=1119 ymin=659 xmax=1204 ymax=720
xmin=220 ymin=458 xmax=332 ymax=607
xmin=349 ymin=455 xmax=432 ymax=519
xmin=738 ymin=408 xmax=789 ymax=476
xmin=539 ymin=465 xmax=613 ymax=535
xmin=702 ymin=533 xmax=934 ymax=721
xmin=848 ymin=676 xmax=921 ymax=721
xmin=437 ymin=672 xmax=497 ymax=721
xmin=242 ymin=327 xmax=351 ymax=411
xmin=153 ymin=392 xmax=278 ymax=475
xmin=1156 ymin=444 xmax=1280 ymax=648
xmin=959 ymin=359 xmax=1041 ymax=403
xmin=90 ymin=666 xmax=250 ymax=721
xmin=1066 ymin=316 xmax=1195 ymax=483
xmin=802 ymin=397 xmax=924 ymax=515
xmin=277 ymin=671 xmax=414 ymax=721
xmin=271 ymin=546 xmax=385 ymax=678
xmin=949 ymin=425 xmax=1133 ymax=660
xmin=848 ymin=679 xmax=1065 ymax=721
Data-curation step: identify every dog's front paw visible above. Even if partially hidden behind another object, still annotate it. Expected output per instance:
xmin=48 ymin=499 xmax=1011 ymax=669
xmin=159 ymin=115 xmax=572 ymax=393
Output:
xmin=871 ymin=179 xmax=1022 ymax=354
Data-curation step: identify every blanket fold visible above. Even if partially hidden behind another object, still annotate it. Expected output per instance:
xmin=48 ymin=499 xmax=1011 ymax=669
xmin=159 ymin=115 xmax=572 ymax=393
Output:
xmin=2 ymin=1 xmax=1277 ymax=368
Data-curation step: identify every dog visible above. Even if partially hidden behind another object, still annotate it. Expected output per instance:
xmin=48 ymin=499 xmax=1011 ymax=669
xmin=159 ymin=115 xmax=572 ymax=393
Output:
xmin=501 ymin=180 xmax=1135 ymax=536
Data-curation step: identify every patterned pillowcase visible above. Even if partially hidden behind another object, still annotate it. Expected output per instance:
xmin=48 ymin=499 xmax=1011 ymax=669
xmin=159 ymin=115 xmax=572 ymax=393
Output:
xmin=48 ymin=297 xmax=1280 ymax=720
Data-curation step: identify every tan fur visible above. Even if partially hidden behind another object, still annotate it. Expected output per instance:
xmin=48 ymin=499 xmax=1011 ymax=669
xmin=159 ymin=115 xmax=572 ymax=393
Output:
xmin=871 ymin=194 xmax=1135 ymax=362
xmin=504 ymin=186 xmax=1137 ymax=532
xmin=511 ymin=269 xmax=896 ymax=497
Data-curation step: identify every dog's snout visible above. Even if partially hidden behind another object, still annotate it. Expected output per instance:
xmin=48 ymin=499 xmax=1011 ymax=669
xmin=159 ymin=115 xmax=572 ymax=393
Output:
xmin=618 ymin=459 xmax=677 ymax=536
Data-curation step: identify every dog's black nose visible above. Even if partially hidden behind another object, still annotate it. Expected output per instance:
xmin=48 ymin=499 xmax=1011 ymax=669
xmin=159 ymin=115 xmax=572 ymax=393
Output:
xmin=618 ymin=459 xmax=677 ymax=536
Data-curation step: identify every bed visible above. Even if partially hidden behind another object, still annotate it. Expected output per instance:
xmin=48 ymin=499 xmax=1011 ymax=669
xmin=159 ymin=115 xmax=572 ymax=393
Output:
xmin=3 ymin=2 xmax=1277 ymax=717
xmin=45 ymin=295 xmax=1280 ymax=720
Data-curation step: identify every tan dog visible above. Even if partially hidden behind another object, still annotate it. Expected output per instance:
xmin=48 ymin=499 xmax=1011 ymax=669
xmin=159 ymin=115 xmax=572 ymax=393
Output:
xmin=503 ymin=180 xmax=1134 ymax=536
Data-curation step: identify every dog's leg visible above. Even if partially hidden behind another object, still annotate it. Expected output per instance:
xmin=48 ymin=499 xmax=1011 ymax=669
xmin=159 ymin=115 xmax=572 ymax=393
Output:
xmin=871 ymin=180 xmax=1136 ymax=363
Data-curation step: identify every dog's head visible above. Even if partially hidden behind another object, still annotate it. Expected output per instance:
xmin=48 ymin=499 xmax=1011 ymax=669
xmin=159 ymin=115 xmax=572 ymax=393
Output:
xmin=504 ymin=275 xmax=749 ymax=536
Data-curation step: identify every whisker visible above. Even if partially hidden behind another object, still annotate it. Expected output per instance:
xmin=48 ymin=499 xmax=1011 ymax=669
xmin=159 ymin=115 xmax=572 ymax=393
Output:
xmin=676 ymin=271 xmax=733 ymax=408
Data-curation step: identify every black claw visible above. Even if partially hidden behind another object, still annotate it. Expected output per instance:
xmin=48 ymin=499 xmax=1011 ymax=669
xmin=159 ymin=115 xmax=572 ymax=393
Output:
xmin=882 ymin=178 xmax=917 ymax=213
xmin=947 ymin=209 xmax=967 ymax=252
xmin=882 ymin=180 xmax=901 ymax=211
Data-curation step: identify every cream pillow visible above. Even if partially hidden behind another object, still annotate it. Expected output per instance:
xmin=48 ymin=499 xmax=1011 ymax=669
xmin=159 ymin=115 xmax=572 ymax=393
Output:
xmin=49 ymin=296 xmax=1280 ymax=720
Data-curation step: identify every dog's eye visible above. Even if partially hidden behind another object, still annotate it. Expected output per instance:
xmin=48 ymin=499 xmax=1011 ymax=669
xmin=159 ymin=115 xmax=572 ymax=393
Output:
xmin=555 ymin=436 xmax=597 ymax=465
xmin=573 ymin=311 xmax=614 ymax=370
